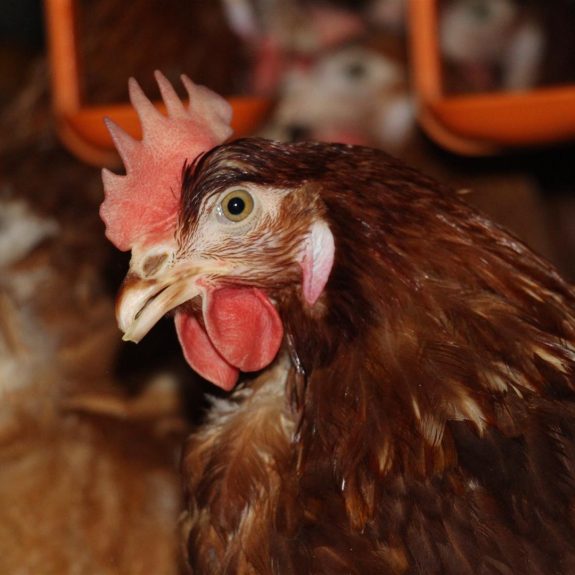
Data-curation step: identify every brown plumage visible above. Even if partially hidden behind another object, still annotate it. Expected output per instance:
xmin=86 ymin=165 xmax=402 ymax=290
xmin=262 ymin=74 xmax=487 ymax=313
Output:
xmin=0 ymin=193 xmax=184 ymax=574
xmin=0 ymin=168 xmax=188 ymax=572
xmin=105 ymin=78 xmax=575 ymax=573
xmin=176 ymin=139 xmax=575 ymax=573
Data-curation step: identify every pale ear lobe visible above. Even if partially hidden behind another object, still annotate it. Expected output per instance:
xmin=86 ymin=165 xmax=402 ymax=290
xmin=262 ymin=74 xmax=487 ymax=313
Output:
xmin=300 ymin=220 xmax=335 ymax=306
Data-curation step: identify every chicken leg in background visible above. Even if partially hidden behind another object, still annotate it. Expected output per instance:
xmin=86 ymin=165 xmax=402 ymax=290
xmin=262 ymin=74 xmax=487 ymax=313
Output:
xmin=259 ymin=34 xmax=558 ymax=270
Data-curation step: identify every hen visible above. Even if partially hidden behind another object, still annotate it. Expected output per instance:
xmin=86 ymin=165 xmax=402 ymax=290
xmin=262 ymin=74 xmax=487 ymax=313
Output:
xmin=0 ymin=194 xmax=182 ymax=574
xmin=0 ymin=62 xmax=184 ymax=572
xmin=102 ymin=73 xmax=575 ymax=574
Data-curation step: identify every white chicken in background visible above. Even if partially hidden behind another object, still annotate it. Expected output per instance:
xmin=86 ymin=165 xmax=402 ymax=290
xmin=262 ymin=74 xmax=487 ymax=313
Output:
xmin=260 ymin=40 xmax=415 ymax=150
xmin=440 ymin=0 xmax=544 ymax=92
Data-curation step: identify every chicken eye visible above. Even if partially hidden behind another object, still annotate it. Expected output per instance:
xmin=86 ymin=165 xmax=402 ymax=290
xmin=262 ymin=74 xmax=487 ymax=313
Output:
xmin=220 ymin=189 xmax=254 ymax=222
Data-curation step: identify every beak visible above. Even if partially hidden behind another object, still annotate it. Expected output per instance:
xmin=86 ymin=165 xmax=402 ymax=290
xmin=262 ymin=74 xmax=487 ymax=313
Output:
xmin=116 ymin=268 xmax=204 ymax=343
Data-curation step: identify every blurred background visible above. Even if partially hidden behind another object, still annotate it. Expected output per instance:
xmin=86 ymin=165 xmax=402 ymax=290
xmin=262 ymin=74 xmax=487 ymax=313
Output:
xmin=0 ymin=1 xmax=574 ymax=571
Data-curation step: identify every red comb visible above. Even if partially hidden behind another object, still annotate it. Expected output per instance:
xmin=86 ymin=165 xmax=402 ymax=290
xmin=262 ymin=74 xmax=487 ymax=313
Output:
xmin=100 ymin=71 xmax=233 ymax=251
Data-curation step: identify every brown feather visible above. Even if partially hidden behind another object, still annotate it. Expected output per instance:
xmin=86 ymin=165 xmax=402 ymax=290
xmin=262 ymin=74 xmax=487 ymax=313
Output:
xmin=180 ymin=139 xmax=575 ymax=573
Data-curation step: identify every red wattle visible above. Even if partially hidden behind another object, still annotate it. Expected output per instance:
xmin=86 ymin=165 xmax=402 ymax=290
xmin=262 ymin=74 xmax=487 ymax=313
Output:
xmin=204 ymin=287 xmax=284 ymax=372
xmin=173 ymin=288 xmax=283 ymax=391
xmin=174 ymin=311 xmax=239 ymax=391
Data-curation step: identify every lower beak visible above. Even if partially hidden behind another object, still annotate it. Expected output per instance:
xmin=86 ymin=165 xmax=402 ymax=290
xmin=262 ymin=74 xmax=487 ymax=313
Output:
xmin=116 ymin=272 xmax=203 ymax=343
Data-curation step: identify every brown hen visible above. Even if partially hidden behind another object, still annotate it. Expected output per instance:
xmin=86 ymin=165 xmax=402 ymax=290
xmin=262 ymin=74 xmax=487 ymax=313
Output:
xmin=105 ymin=75 xmax=575 ymax=574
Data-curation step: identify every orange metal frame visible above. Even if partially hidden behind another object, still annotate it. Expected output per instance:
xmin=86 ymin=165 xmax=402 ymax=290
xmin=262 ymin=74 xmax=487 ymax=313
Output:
xmin=409 ymin=0 xmax=575 ymax=155
xmin=44 ymin=0 xmax=272 ymax=166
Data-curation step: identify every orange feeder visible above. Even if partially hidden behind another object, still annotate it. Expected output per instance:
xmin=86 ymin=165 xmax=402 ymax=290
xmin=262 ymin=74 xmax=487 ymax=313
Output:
xmin=44 ymin=0 xmax=272 ymax=166
xmin=408 ymin=0 xmax=575 ymax=155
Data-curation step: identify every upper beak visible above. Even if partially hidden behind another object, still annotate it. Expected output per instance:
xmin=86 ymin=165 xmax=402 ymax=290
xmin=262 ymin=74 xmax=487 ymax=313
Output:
xmin=116 ymin=268 xmax=204 ymax=343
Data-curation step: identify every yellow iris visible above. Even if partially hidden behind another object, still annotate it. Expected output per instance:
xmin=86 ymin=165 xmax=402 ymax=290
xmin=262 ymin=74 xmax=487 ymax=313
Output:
xmin=220 ymin=189 xmax=254 ymax=222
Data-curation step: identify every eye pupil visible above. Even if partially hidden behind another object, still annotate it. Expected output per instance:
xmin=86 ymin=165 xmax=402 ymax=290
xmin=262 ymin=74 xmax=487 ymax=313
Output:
xmin=227 ymin=196 xmax=245 ymax=215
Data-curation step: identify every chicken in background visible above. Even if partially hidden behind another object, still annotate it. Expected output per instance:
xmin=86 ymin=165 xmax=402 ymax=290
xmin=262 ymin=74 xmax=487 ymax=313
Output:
xmin=103 ymin=73 xmax=575 ymax=574
xmin=78 ymin=0 xmax=246 ymax=103
xmin=0 ymin=190 xmax=184 ymax=573
xmin=220 ymin=0 xmax=408 ymax=98
xmin=439 ymin=0 xmax=544 ymax=93
xmin=221 ymin=0 xmax=366 ymax=95
xmin=259 ymin=38 xmax=412 ymax=148
xmin=259 ymin=36 xmax=557 ymax=268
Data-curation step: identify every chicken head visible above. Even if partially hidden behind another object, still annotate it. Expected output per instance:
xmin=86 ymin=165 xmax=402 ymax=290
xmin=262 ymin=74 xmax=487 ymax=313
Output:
xmin=103 ymin=75 xmax=334 ymax=391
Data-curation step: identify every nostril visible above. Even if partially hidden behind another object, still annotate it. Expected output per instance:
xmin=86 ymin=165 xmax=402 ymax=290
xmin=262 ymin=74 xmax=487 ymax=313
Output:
xmin=142 ymin=253 xmax=169 ymax=277
xmin=286 ymin=124 xmax=311 ymax=142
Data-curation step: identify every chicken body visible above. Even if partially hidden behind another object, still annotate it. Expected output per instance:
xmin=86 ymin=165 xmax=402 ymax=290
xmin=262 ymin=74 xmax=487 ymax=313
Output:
xmin=113 ymin=133 xmax=575 ymax=573
xmin=169 ymin=139 xmax=575 ymax=573
xmin=0 ymin=192 xmax=183 ymax=574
